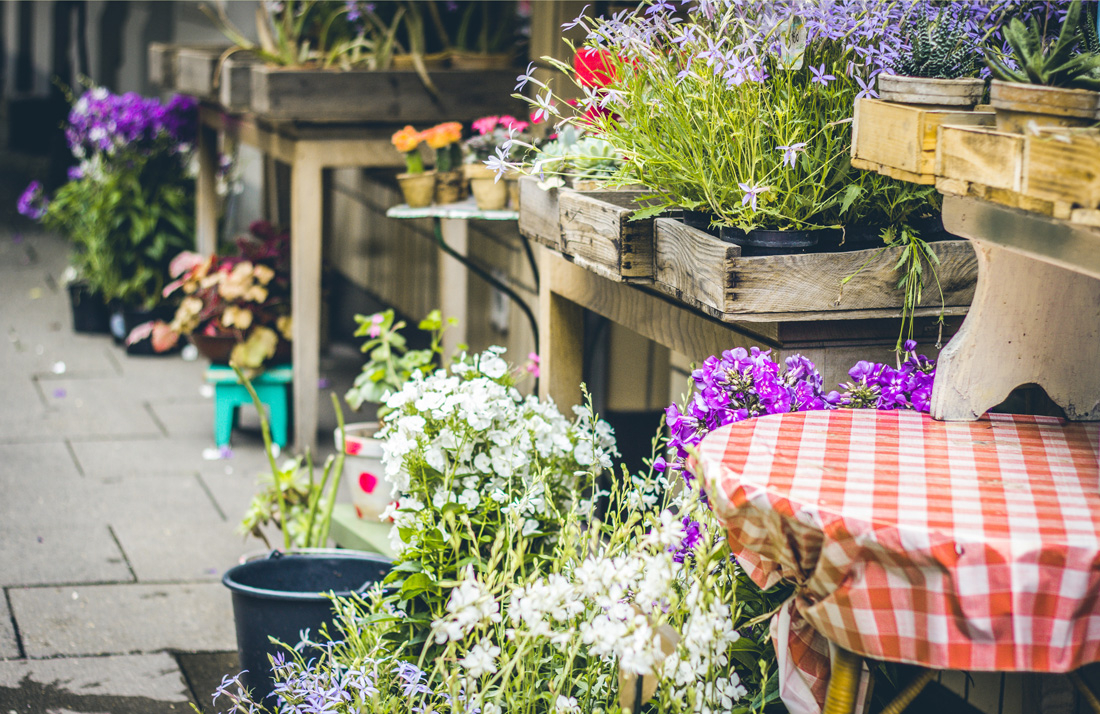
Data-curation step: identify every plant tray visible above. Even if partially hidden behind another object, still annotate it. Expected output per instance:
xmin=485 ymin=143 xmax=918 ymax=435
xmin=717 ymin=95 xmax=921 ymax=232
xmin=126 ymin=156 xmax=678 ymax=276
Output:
xmin=652 ymin=218 xmax=977 ymax=321
xmin=517 ymin=176 xmax=563 ymax=251
xmin=936 ymin=124 xmax=1100 ymax=225
xmin=248 ymin=66 xmax=522 ymax=123
xmin=219 ymin=53 xmax=258 ymax=113
xmin=559 ymin=189 xmax=656 ymax=283
xmin=148 ymin=42 xmax=178 ymax=89
xmin=851 ymin=98 xmax=995 ymax=184
xmin=175 ymin=46 xmax=230 ymax=99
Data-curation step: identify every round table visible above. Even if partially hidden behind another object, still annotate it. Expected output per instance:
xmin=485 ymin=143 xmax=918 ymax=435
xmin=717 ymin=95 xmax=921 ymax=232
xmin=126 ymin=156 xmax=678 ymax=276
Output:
xmin=693 ymin=409 xmax=1100 ymax=714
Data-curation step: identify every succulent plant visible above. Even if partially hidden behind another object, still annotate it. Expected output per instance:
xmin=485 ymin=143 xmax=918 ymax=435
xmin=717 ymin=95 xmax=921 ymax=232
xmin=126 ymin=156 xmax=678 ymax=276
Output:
xmin=986 ymin=0 xmax=1100 ymax=90
xmin=893 ymin=4 xmax=980 ymax=79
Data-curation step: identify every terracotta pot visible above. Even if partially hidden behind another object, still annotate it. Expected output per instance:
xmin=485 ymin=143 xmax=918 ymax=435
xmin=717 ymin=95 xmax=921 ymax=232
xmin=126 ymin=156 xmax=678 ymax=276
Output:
xmin=877 ymin=74 xmax=985 ymax=108
xmin=989 ymin=80 xmax=1100 ymax=132
xmin=507 ymin=178 xmax=520 ymax=210
xmin=397 ymin=170 xmax=436 ymax=208
xmin=464 ymin=163 xmax=508 ymax=210
xmin=434 ymin=169 xmax=465 ymax=204
xmin=447 ymin=51 xmax=511 ymax=70
xmin=190 ymin=332 xmax=291 ymax=365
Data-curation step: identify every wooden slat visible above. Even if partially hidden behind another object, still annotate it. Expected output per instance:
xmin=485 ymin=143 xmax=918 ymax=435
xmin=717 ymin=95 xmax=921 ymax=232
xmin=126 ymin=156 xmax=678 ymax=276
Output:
xmin=249 ymin=66 xmax=522 ymax=123
xmin=517 ymin=176 xmax=564 ymax=250
xmin=175 ymin=47 xmax=226 ymax=99
xmin=936 ymin=124 xmax=1025 ymax=192
xmin=653 ymin=218 xmax=977 ymax=320
xmin=559 ymin=190 xmax=656 ymax=282
xmin=148 ymin=42 xmax=178 ymax=89
xmin=852 ymin=98 xmax=994 ymax=178
xmin=219 ymin=53 xmax=257 ymax=113
xmin=1023 ymin=128 xmax=1100 ymax=209
xmin=851 ymin=157 xmax=934 ymax=185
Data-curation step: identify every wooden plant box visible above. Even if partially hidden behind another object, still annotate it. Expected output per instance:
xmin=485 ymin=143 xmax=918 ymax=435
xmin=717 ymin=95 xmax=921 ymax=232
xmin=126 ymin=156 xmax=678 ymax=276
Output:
xmin=249 ymin=66 xmax=522 ymax=123
xmin=517 ymin=176 xmax=564 ymax=250
xmin=175 ymin=46 xmax=230 ymax=99
xmin=935 ymin=124 xmax=1100 ymax=225
xmin=851 ymin=98 xmax=995 ymax=184
xmin=148 ymin=42 xmax=178 ymax=89
xmin=219 ymin=53 xmax=258 ymax=113
xmin=653 ymin=218 xmax=977 ymax=321
xmin=559 ymin=189 xmax=656 ymax=283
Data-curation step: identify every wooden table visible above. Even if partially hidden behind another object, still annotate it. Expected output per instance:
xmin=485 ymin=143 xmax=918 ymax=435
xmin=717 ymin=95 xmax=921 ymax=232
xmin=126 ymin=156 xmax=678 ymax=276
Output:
xmin=385 ymin=199 xmax=523 ymax=361
xmin=536 ymin=245 xmax=965 ymax=411
xmin=194 ymin=103 xmax=406 ymax=451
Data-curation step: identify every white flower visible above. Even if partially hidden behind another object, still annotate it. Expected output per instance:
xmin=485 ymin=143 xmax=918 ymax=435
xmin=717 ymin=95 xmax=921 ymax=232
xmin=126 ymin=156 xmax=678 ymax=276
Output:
xmin=480 ymin=354 xmax=508 ymax=379
xmin=459 ymin=637 xmax=501 ymax=677
xmin=432 ymin=568 xmax=501 ymax=644
xmin=459 ymin=489 xmax=481 ymax=510
xmin=483 ymin=704 xmax=501 ymax=714
xmin=553 ymin=696 xmax=579 ymax=714
xmin=432 ymin=490 xmax=456 ymax=509
xmin=522 ymin=519 xmax=540 ymax=536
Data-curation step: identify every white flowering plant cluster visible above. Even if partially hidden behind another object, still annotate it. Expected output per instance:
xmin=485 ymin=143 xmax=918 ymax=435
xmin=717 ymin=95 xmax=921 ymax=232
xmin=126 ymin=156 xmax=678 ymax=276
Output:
xmin=373 ymin=346 xmax=618 ymax=648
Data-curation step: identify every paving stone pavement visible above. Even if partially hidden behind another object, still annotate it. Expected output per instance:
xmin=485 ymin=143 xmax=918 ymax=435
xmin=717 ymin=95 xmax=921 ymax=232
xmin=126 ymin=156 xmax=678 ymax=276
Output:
xmin=1 ymin=211 xmax=361 ymax=711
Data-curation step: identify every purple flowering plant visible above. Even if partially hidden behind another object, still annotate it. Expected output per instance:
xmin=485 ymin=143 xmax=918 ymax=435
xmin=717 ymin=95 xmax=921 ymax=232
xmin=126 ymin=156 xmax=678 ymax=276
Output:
xmin=659 ymin=342 xmax=936 ymax=493
xmin=17 ymin=86 xmax=197 ymax=308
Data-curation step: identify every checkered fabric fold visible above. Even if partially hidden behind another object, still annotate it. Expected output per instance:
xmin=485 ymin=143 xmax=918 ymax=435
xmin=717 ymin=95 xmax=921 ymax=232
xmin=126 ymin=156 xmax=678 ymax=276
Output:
xmin=694 ymin=410 xmax=1100 ymax=714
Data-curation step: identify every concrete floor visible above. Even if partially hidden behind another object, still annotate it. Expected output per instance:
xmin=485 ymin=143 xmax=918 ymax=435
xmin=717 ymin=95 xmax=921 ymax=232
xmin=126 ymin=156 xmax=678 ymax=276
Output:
xmin=0 ymin=174 xmax=364 ymax=712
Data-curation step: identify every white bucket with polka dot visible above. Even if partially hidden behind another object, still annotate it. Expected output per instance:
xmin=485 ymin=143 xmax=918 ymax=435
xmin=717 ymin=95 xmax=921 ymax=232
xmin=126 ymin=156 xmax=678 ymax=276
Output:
xmin=335 ymin=422 xmax=393 ymax=520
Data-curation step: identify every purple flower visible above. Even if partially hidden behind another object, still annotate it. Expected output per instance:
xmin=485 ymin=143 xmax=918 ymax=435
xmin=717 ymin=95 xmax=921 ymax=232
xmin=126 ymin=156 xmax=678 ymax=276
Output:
xmin=809 ymin=63 xmax=836 ymax=85
xmin=854 ymin=74 xmax=878 ymax=100
xmin=671 ymin=517 xmax=703 ymax=563
xmin=738 ymin=182 xmax=767 ymax=211
xmin=776 ymin=142 xmax=807 ymax=169
xmin=561 ymin=4 xmax=589 ymax=30
xmin=17 ymin=181 xmax=47 ymax=220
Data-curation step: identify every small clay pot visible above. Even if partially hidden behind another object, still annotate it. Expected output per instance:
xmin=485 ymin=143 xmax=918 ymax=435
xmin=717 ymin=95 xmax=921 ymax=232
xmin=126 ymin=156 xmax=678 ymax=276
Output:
xmin=397 ymin=170 xmax=436 ymax=208
xmin=877 ymin=74 xmax=986 ymax=109
xmin=434 ymin=169 xmax=465 ymax=205
xmin=507 ymin=178 xmax=520 ymax=210
xmin=464 ymin=163 xmax=508 ymax=210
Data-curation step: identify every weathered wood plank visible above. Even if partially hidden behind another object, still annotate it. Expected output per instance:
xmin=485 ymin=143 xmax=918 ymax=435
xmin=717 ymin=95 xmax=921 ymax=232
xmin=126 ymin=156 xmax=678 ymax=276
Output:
xmin=851 ymin=157 xmax=934 ymax=185
xmin=517 ymin=176 xmax=564 ymax=250
xmin=175 ymin=46 xmax=228 ymax=99
xmin=653 ymin=218 xmax=977 ymax=319
xmin=852 ymin=98 xmax=994 ymax=178
xmin=559 ymin=190 xmax=656 ymax=282
xmin=148 ymin=42 xmax=178 ymax=89
xmin=936 ymin=124 xmax=1025 ymax=192
xmin=1023 ymin=128 xmax=1100 ymax=209
xmin=219 ymin=53 xmax=257 ymax=113
xmin=249 ymin=66 xmax=522 ymax=123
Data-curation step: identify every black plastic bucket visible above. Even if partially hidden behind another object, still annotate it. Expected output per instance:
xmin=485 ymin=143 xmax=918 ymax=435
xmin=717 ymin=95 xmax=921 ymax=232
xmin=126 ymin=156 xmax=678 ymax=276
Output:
xmin=222 ymin=550 xmax=392 ymax=703
xmin=68 ymin=283 xmax=111 ymax=334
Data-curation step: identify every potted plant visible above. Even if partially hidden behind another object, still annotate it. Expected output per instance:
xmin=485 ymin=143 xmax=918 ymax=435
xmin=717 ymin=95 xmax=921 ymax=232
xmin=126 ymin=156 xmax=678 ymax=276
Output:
xmin=463 ymin=115 xmax=532 ymax=210
xmin=423 ymin=121 xmax=465 ymax=204
xmin=393 ymin=125 xmax=436 ymax=207
xmin=17 ymin=87 xmax=197 ymax=347
xmin=878 ymin=3 xmax=987 ymax=108
xmin=422 ymin=0 xmax=520 ymax=69
xmin=985 ymin=0 xmax=1100 ymax=132
xmin=340 ymin=309 xmax=450 ymax=519
xmin=223 ymin=372 xmax=392 ymax=704
xmin=133 ymin=221 xmax=293 ymax=371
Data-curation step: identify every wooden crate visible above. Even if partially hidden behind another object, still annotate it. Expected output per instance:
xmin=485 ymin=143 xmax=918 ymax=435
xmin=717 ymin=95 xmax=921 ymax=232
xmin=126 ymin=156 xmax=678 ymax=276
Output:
xmin=559 ymin=190 xmax=656 ymax=283
xmin=148 ymin=42 xmax=178 ymax=89
xmin=249 ymin=66 xmax=522 ymax=123
xmin=175 ymin=46 xmax=229 ymax=99
xmin=935 ymin=125 xmax=1100 ymax=225
xmin=219 ymin=53 xmax=258 ymax=113
xmin=517 ymin=176 xmax=564 ymax=250
xmin=851 ymin=98 xmax=995 ymax=184
xmin=653 ymin=218 xmax=977 ymax=321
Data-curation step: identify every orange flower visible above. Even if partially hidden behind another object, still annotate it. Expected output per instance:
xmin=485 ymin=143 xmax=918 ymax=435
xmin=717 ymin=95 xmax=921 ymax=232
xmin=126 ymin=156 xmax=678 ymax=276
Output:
xmin=422 ymin=122 xmax=462 ymax=149
xmin=391 ymin=125 xmax=422 ymax=153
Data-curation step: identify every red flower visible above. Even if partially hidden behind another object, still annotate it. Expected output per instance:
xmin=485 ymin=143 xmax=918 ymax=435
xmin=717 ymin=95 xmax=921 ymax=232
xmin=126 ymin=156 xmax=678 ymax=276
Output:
xmin=574 ymin=49 xmax=617 ymax=88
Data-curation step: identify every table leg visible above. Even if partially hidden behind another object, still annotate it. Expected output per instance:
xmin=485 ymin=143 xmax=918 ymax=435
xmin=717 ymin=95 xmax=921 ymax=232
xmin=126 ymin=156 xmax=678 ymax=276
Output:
xmin=290 ymin=157 xmax=323 ymax=453
xmin=537 ymin=246 xmax=584 ymax=410
xmin=823 ymin=647 xmax=863 ymax=714
xmin=196 ymin=119 xmax=219 ymax=255
xmin=1069 ymin=671 xmax=1100 ymax=714
xmin=438 ymin=218 xmax=469 ymax=362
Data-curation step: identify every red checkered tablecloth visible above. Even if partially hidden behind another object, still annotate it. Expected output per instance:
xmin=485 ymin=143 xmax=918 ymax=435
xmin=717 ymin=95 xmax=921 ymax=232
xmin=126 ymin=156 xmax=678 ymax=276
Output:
xmin=693 ymin=410 xmax=1100 ymax=714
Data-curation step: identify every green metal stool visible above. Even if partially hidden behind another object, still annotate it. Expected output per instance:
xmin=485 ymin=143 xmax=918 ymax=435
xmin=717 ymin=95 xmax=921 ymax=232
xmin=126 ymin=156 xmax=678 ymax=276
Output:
xmin=204 ymin=365 xmax=293 ymax=448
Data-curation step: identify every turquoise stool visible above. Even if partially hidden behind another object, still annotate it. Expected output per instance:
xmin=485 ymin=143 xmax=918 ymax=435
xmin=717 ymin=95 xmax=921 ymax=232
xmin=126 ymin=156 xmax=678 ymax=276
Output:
xmin=204 ymin=365 xmax=293 ymax=448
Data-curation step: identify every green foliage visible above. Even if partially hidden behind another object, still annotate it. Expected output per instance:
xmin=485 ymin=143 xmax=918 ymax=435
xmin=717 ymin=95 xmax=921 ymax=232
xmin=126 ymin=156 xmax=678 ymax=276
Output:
xmin=986 ymin=0 xmax=1100 ymax=89
xmin=238 ymin=371 xmax=346 ymax=551
xmin=894 ymin=5 xmax=981 ymax=79
xmin=37 ymin=155 xmax=193 ymax=308
xmin=344 ymin=309 xmax=453 ymax=412
xmin=530 ymin=126 xmax=621 ymax=190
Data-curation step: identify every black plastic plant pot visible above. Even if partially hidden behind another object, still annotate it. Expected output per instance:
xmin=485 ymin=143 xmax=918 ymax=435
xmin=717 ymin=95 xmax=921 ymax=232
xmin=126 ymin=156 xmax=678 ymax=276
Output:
xmin=682 ymin=209 xmax=720 ymax=237
xmin=222 ymin=550 xmax=392 ymax=704
xmin=68 ymin=283 xmax=111 ymax=334
xmin=719 ymin=226 xmax=832 ymax=256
